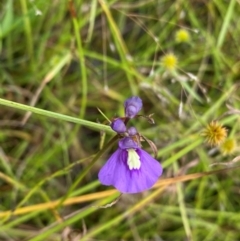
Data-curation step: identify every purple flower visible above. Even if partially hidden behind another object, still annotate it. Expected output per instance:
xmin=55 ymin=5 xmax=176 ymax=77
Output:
xmin=124 ymin=96 xmax=143 ymax=118
xmin=98 ymin=137 xmax=162 ymax=193
xmin=111 ymin=118 xmax=127 ymax=133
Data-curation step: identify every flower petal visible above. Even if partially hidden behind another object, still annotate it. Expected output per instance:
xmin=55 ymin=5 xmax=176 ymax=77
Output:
xmin=117 ymin=149 xmax=162 ymax=193
xmin=98 ymin=148 xmax=162 ymax=194
xmin=98 ymin=149 xmax=123 ymax=186
xmin=134 ymin=149 xmax=163 ymax=191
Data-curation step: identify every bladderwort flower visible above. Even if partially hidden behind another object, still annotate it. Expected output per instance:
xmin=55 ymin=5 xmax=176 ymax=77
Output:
xmin=124 ymin=96 xmax=143 ymax=118
xmin=98 ymin=121 xmax=163 ymax=193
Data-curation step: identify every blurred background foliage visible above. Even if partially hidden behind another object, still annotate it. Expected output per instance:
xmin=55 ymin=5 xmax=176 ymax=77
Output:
xmin=1 ymin=0 xmax=240 ymax=240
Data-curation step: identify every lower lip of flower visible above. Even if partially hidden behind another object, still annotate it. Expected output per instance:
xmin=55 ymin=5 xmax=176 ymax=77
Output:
xmin=127 ymin=149 xmax=141 ymax=170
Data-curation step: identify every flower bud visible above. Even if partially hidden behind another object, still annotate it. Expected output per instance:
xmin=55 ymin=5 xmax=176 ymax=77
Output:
xmin=124 ymin=96 xmax=143 ymax=118
xmin=128 ymin=127 xmax=138 ymax=136
xmin=111 ymin=118 xmax=127 ymax=133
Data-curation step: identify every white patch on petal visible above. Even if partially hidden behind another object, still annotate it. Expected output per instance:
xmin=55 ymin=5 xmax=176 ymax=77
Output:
xmin=127 ymin=149 xmax=141 ymax=170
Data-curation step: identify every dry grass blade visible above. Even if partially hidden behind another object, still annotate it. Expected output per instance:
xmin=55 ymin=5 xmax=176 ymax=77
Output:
xmin=1 ymin=166 xmax=239 ymax=219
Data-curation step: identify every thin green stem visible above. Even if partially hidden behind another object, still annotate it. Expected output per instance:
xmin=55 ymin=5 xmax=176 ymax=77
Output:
xmin=99 ymin=0 xmax=138 ymax=95
xmin=72 ymin=7 xmax=88 ymax=119
xmin=0 ymin=98 xmax=113 ymax=133
xmin=173 ymin=162 xmax=193 ymax=240
xmin=217 ymin=0 xmax=236 ymax=48
xmin=20 ymin=0 xmax=34 ymax=68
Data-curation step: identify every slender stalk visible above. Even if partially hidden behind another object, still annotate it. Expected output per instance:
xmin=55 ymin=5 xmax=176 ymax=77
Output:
xmin=20 ymin=0 xmax=34 ymax=68
xmin=217 ymin=0 xmax=236 ymax=48
xmin=0 ymin=98 xmax=113 ymax=133
xmin=173 ymin=162 xmax=192 ymax=241
xmin=69 ymin=0 xmax=88 ymax=119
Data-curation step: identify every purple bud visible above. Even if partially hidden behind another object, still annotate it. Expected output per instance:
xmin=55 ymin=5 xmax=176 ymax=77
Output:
xmin=111 ymin=118 xmax=127 ymax=133
xmin=124 ymin=96 xmax=143 ymax=118
xmin=128 ymin=127 xmax=138 ymax=136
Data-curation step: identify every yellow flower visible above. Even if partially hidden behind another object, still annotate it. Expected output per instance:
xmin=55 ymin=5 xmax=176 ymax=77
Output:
xmin=220 ymin=138 xmax=236 ymax=155
xmin=202 ymin=121 xmax=227 ymax=146
xmin=161 ymin=53 xmax=178 ymax=71
xmin=175 ymin=29 xmax=190 ymax=43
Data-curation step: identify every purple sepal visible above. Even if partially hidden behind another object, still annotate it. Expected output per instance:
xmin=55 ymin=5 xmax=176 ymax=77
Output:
xmin=127 ymin=127 xmax=138 ymax=136
xmin=118 ymin=137 xmax=139 ymax=149
xmin=124 ymin=96 xmax=143 ymax=118
xmin=98 ymin=148 xmax=163 ymax=194
xmin=111 ymin=118 xmax=127 ymax=133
